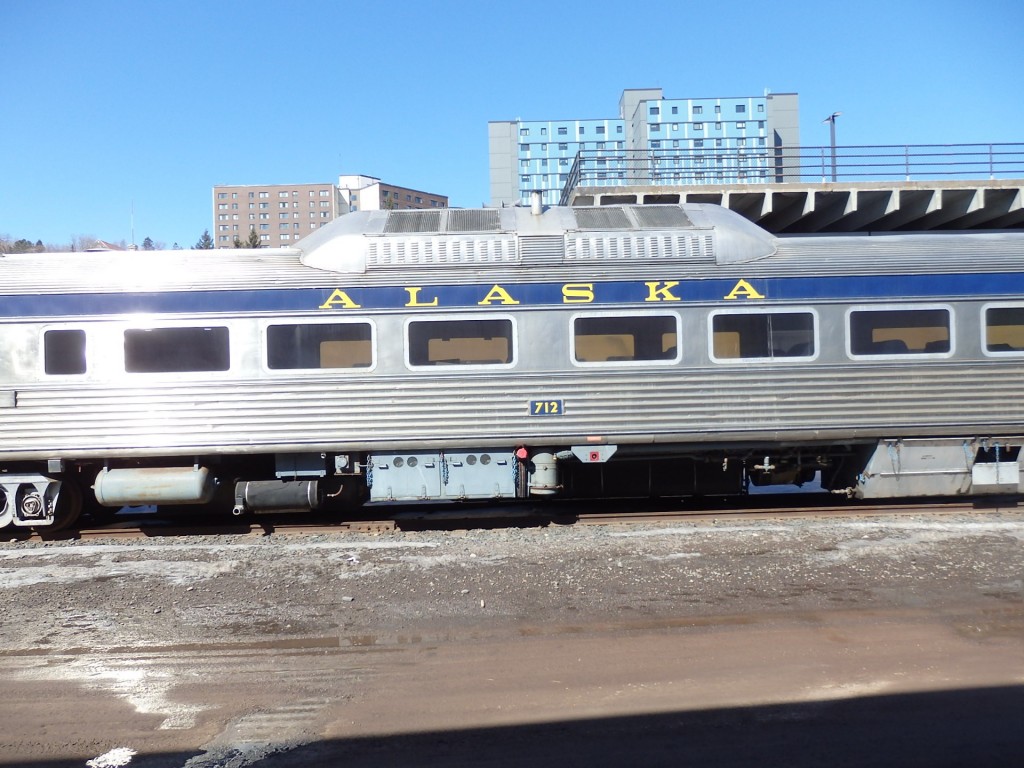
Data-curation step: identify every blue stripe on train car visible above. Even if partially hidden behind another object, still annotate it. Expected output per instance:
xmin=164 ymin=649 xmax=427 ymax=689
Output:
xmin=2 ymin=272 xmax=1024 ymax=318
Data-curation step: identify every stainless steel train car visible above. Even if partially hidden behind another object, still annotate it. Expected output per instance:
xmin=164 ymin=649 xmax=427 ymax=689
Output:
xmin=3 ymin=202 xmax=1024 ymax=530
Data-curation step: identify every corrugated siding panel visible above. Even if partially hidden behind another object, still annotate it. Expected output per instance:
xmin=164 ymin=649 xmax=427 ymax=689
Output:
xmin=3 ymin=365 xmax=1023 ymax=459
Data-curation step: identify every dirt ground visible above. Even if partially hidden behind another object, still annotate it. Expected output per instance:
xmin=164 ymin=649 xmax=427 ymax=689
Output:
xmin=1 ymin=510 xmax=1023 ymax=767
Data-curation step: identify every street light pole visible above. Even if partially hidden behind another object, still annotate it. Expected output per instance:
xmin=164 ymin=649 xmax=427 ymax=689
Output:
xmin=823 ymin=112 xmax=841 ymax=182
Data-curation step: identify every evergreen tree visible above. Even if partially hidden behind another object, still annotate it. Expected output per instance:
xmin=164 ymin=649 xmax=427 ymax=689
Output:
xmin=234 ymin=228 xmax=261 ymax=248
xmin=142 ymin=237 xmax=155 ymax=251
xmin=195 ymin=230 xmax=214 ymax=249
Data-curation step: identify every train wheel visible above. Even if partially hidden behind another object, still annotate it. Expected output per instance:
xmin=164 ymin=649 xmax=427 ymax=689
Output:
xmin=46 ymin=480 xmax=83 ymax=532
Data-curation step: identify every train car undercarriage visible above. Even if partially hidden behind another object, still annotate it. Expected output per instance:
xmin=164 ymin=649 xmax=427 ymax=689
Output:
xmin=1 ymin=436 xmax=1022 ymax=531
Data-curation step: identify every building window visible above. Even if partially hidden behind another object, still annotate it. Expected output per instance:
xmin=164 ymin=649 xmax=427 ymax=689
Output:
xmin=520 ymin=128 xmax=529 ymax=136
xmin=124 ymin=327 xmax=230 ymax=373
xmin=737 ymin=122 xmax=746 ymax=130
xmin=694 ymin=139 xmax=704 ymax=148
xmin=407 ymin=318 xmax=514 ymax=367
xmin=519 ymin=143 xmax=529 ymax=152
xmin=650 ymin=141 xmax=661 ymax=148
xmin=650 ymin=106 xmax=659 ymax=115
xmin=578 ymin=126 xmax=585 ymax=134
xmin=616 ymin=126 xmax=623 ymax=133
xmin=596 ymin=126 xmax=605 ymax=134
xmin=558 ymin=143 xmax=568 ymax=150
xmin=693 ymin=106 xmax=702 ymax=115
xmin=217 ymin=192 xmax=227 ymax=199
xmin=736 ymin=104 xmax=746 ymax=113
xmin=672 ymin=106 xmax=679 ymax=114
xmin=558 ymin=126 xmax=567 ymax=135
xmin=693 ymin=123 xmax=704 ymax=131
xmin=758 ymin=104 xmax=765 ymax=112
xmin=540 ymin=127 xmax=547 ymax=135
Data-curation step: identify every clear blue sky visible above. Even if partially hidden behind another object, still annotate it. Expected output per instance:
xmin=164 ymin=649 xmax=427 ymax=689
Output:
xmin=1 ymin=0 xmax=1021 ymax=248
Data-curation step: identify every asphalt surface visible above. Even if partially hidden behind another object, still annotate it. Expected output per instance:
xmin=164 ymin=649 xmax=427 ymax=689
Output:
xmin=1 ymin=509 xmax=1023 ymax=767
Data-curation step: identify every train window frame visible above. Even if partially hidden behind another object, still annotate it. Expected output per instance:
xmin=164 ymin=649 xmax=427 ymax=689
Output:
xmin=845 ymin=304 xmax=955 ymax=360
xmin=707 ymin=307 xmax=819 ymax=364
xmin=261 ymin=318 xmax=377 ymax=373
xmin=981 ymin=302 xmax=1024 ymax=356
xmin=41 ymin=327 xmax=87 ymax=376
xmin=404 ymin=314 xmax=518 ymax=370
xmin=569 ymin=311 xmax=682 ymax=367
xmin=123 ymin=324 xmax=232 ymax=374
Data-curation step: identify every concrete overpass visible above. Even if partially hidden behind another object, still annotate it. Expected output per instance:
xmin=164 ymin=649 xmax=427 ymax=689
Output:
xmin=564 ymin=179 xmax=1024 ymax=233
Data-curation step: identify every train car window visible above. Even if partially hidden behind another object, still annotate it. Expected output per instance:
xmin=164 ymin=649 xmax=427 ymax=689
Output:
xmin=984 ymin=306 xmax=1024 ymax=353
xmin=267 ymin=323 xmax=373 ymax=369
xmin=43 ymin=329 xmax=87 ymax=375
xmin=408 ymin=319 xmax=513 ymax=366
xmin=124 ymin=327 xmax=230 ymax=373
xmin=572 ymin=315 xmax=679 ymax=363
xmin=849 ymin=308 xmax=950 ymax=356
xmin=710 ymin=311 xmax=815 ymax=360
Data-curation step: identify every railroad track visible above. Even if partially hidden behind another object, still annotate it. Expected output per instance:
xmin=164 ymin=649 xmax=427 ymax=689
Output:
xmin=7 ymin=494 xmax=1020 ymax=543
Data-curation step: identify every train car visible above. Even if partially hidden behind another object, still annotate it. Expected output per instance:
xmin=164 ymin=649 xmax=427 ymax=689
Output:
xmin=2 ymin=202 xmax=1024 ymax=530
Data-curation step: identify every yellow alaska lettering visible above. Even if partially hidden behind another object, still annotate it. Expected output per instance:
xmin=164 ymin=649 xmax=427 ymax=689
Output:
xmin=562 ymin=283 xmax=595 ymax=304
xmin=478 ymin=284 xmax=520 ymax=305
xmin=644 ymin=281 xmax=681 ymax=302
xmin=723 ymin=279 xmax=765 ymax=300
xmin=404 ymin=287 xmax=440 ymax=307
xmin=318 ymin=289 xmax=361 ymax=309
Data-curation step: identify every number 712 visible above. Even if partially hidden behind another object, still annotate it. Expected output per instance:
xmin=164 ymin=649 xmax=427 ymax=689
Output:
xmin=530 ymin=399 xmax=563 ymax=416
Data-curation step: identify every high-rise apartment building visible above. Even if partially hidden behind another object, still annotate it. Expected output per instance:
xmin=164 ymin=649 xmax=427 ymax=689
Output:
xmin=212 ymin=182 xmax=343 ymax=248
xmin=212 ymin=177 xmax=448 ymax=248
xmin=489 ymin=87 xmax=800 ymax=207
xmin=338 ymin=175 xmax=448 ymax=212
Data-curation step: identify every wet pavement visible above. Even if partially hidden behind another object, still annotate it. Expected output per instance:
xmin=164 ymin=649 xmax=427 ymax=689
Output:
xmin=1 ymin=510 xmax=1023 ymax=766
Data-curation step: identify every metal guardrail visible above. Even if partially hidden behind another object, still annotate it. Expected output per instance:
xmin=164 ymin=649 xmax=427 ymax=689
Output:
xmin=559 ymin=143 xmax=1024 ymax=205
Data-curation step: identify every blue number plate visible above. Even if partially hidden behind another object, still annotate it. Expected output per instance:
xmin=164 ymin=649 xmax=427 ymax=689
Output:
xmin=530 ymin=399 xmax=564 ymax=416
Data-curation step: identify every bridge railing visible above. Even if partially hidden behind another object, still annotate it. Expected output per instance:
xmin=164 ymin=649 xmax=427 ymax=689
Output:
xmin=558 ymin=143 xmax=1024 ymax=205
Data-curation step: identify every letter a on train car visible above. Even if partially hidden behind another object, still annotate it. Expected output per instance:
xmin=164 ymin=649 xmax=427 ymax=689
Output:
xmin=319 ymin=289 xmax=361 ymax=309
xmin=478 ymin=285 xmax=520 ymax=305
xmin=723 ymin=279 xmax=765 ymax=300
